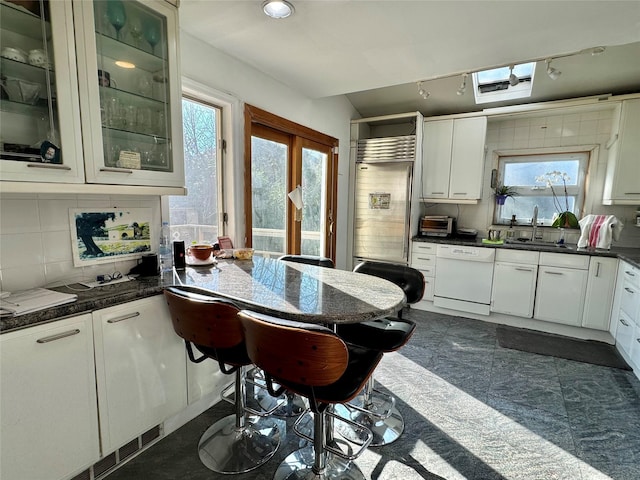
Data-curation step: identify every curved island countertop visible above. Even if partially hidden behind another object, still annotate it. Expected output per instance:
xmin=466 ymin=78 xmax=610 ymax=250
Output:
xmin=170 ymin=255 xmax=406 ymax=324
xmin=1 ymin=255 xmax=406 ymax=333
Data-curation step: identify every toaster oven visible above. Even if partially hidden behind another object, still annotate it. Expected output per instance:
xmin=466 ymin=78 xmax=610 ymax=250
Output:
xmin=419 ymin=216 xmax=454 ymax=237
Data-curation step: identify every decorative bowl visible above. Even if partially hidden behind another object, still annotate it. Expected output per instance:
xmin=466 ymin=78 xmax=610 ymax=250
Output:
xmin=233 ymin=248 xmax=254 ymax=260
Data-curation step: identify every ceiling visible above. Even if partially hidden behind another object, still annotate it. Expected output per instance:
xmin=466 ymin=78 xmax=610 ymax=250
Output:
xmin=179 ymin=1 xmax=640 ymax=118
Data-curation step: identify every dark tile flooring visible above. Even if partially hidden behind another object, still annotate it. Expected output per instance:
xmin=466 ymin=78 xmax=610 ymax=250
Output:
xmin=106 ymin=309 xmax=640 ymax=480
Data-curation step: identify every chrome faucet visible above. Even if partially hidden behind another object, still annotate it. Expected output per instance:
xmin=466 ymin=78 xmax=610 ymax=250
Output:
xmin=531 ymin=205 xmax=539 ymax=240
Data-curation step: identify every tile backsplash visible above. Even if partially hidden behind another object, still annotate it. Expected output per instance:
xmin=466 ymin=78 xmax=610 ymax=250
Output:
xmin=0 ymin=193 xmax=161 ymax=293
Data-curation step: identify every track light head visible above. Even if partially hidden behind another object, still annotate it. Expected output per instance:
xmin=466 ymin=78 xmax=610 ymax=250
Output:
xmin=456 ymin=73 xmax=467 ymax=96
xmin=417 ymin=81 xmax=430 ymax=100
xmin=508 ymin=65 xmax=519 ymax=86
xmin=545 ymin=58 xmax=561 ymax=80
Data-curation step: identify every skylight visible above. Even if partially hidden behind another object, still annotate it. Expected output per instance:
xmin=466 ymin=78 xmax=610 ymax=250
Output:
xmin=472 ymin=62 xmax=536 ymax=104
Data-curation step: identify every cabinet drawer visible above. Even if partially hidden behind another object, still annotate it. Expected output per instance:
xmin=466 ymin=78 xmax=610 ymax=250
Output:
xmin=539 ymin=252 xmax=589 ymax=269
xmin=621 ymin=263 xmax=640 ymax=289
xmin=620 ymin=278 xmax=640 ymax=321
xmin=411 ymin=253 xmax=436 ymax=274
xmin=412 ymin=242 xmax=437 ymax=255
xmin=495 ymin=249 xmax=539 ymax=265
xmin=615 ymin=310 xmax=635 ymax=356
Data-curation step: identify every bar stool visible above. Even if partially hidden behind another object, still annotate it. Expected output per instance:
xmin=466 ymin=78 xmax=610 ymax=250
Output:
xmin=163 ymin=286 xmax=281 ymax=474
xmin=239 ymin=309 xmax=383 ymax=480
xmin=273 ymin=254 xmax=336 ymax=418
xmin=336 ymin=261 xmax=425 ymax=446
xmin=278 ymin=254 xmax=335 ymax=268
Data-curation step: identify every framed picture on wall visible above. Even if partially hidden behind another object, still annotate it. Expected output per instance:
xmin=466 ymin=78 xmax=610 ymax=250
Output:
xmin=69 ymin=208 xmax=153 ymax=267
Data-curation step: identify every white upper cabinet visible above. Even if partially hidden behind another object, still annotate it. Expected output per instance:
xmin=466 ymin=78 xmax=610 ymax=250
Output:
xmin=421 ymin=116 xmax=487 ymax=203
xmin=74 ymin=0 xmax=184 ymax=188
xmin=0 ymin=0 xmax=85 ymax=183
xmin=603 ymin=98 xmax=640 ymax=205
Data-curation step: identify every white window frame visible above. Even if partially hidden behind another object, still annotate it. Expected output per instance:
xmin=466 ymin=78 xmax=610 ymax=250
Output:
xmin=162 ymin=78 xmax=242 ymax=242
xmin=494 ymin=148 xmax=592 ymax=225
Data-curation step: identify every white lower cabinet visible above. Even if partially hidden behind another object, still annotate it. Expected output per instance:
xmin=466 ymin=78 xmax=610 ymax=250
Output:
xmin=0 ymin=314 xmax=100 ymax=480
xmin=582 ymin=257 xmax=618 ymax=330
xmin=187 ymin=358 xmax=230 ymax=405
xmin=93 ymin=296 xmax=187 ymax=453
xmin=614 ymin=310 xmax=636 ymax=357
xmin=491 ymin=262 xmax=538 ymax=317
xmin=411 ymin=241 xmax=437 ymax=302
xmin=534 ymin=253 xmax=590 ymax=326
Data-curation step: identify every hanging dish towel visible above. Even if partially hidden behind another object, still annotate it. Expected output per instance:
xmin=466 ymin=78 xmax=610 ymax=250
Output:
xmin=577 ymin=215 xmax=624 ymax=249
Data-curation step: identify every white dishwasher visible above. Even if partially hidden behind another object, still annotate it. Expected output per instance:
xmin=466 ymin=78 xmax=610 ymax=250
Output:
xmin=433 ymin=244 xmax=495 ymax=315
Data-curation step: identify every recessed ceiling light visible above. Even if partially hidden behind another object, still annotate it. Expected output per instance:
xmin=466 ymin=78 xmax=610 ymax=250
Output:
xmin=262 ymin=0 xmax=294 ymax=19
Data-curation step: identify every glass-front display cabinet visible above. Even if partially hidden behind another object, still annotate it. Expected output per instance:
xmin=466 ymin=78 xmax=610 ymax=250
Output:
xmin=0 ymin=0 xmax=85 ymax=183
xmin=74 ymin=0 xmax=183 ymax=187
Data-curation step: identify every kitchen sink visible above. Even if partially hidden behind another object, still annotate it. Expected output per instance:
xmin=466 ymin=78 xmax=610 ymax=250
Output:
xmin=505 ymin=239 xmax=567 ymax=248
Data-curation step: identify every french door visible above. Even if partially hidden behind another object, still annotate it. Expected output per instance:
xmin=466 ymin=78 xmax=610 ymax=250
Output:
xmin=244 ymin=105 xmax=337 ymax=261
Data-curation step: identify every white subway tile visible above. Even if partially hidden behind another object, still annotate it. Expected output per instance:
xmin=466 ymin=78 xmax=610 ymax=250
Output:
xmin=0 ymin=233 xmax=44 ymax=268
xmin=0 ymin=199 xmax=40 ymax=234
xmin=514 ymin=126 xmax=529 ymax=139
xmin=42 ymin=231 xmax=74 ymax=263
xmin=562 ymin=122 xmax=580 ymax=138
xmin=0 ymin=265 xmax=45 ymax=292
xmin=44 ymin=261 xmax=83 ymax=287
xmin=38 ymin=198 xmax=76 ymax=232
xmin=578 ymin=120 xmax=597 ymax=137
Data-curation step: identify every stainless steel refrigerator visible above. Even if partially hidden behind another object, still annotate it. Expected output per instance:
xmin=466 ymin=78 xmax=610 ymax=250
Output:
xmin=353 ymin=135 xmax=415 ymax=265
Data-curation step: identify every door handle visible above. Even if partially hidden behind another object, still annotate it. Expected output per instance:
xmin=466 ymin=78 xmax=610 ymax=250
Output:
xmin=515 ymin=267 xmax=533 ymax=272
xmin=107 ymin=312 xmax=141 ymax=323
xmin=619 ymin=318 xmax=629 ymax=327
xmin=37 ymin=329 xmax=80 ymax=343
xmin=28 ymin=164 xmax=72 ymax=171
xmin=544 ymin=271 xmax=563 ymax=275
xmin=100 ymin=167 xmax=134 ymax=174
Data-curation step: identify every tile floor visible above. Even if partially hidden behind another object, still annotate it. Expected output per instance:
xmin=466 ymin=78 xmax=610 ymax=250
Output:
xmin=106 ymin=309 xmax=640 ymax=480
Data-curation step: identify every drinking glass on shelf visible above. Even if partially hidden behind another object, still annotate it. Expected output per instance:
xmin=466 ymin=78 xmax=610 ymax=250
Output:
xmin=137 ymin=76 xmax=152 ymax=97
xmin=128 ymin=15 xmax=143 ymax=48
xmin=125 ymin=105 xmax=137 ymax=131
xmin=106 ymin=0 xmax=127 ymax=41
xmin=143 ymin=19 xmax=160 ymax=55
xmin=137 ymin=107 xmax=152 ymax=134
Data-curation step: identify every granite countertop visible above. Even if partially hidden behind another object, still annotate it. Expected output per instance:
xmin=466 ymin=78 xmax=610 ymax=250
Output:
xmin=412 ymin=236 xmax=640 ymax=268
xmin=1 ymin=256 xmax=406 ymax=334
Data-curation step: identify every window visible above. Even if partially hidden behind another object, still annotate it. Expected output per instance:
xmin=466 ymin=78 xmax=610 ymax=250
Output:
xmin=473 ymin=62 xmax=535 ymax=104
xmin=167 ymin=96 xmax=223 ymax=243
xmin=495 ymin=151 xmax=589 ymax=225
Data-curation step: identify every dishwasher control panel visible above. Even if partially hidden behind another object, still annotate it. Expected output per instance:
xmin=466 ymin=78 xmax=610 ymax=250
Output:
xmin=436 ymin=244 xmax=495 ymax=262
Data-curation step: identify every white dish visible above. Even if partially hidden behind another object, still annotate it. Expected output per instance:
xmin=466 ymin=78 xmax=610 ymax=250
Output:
xmin=186 ymin=254 xmax=217 ymax=266
xmin=1 ymin=47 xmax=27 ymax=63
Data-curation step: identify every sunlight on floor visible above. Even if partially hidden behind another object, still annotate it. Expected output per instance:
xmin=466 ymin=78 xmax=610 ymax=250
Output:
xmin=382 ymin=354 xmax=613 ymax=480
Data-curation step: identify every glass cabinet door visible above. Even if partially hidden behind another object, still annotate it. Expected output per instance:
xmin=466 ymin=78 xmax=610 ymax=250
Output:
xmin=75 ymin=0 xmax=183 ymax=187
xmin=0 ymin=0 xmax=84 ymax=182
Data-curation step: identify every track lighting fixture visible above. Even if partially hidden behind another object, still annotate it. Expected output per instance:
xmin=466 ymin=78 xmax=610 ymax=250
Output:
xmin=456 ymin=73 xmax=467 ymax=96
xmin=417 ymin=81 xmax=430 ymax=100
xmin=508 ymin=65 xmax=519 ymax=86
xmin=545 ymin=58 xmax=561 ymax=80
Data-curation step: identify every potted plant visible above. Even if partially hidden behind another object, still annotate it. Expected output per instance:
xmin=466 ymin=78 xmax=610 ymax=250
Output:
xmin=535 ymin=171 xmax=580 ymax=229
xmin=494 ymin=185 xmax=518 ymax=205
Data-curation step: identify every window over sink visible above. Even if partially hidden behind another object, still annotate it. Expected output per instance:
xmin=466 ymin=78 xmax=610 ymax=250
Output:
xmin=494 ymin=151 xmax=589 ymax=225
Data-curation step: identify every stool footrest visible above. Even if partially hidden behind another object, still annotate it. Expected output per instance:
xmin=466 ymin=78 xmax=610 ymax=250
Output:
xmin=292 ymin=409 xmax=373 ymax=461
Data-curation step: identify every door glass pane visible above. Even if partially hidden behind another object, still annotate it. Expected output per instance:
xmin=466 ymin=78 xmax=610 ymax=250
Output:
xmin=301 ymin=147 xmax=327 ymax=256
xmin=251 ymin=136 xmax=287 ymax=254
xmin=0 ymin=1 xmax=62 ymax=163
xmin=168 ymin=98 xmax=221 ymax=243
xmin=93 ymin=0 xmax=171 ymax=172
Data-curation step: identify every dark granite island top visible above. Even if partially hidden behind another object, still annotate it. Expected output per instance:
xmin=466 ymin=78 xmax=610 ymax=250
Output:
xmin=1 ymin=255 xmax=406 ymax=333
xmin=170 ymin=255 xmax=406 ymax=323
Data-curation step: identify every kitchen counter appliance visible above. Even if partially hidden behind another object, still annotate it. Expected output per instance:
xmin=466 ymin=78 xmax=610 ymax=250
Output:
xmin=433 ymin=244 xmax=495 ymax=315
xmin=419 ymin=215 xmax=454 ymax=237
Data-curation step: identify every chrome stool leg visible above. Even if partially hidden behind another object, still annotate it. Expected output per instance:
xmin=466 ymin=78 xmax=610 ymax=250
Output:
xmin=274 ymin=409 xmax=367 ymax=480
xmin=335 ymin=376 xmax=404 ymax=446
xmin=198 ymin=367 xmax=281 ymax=474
